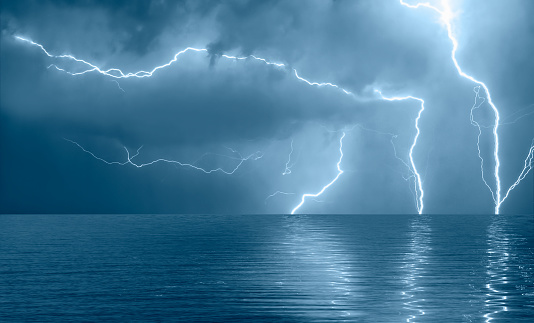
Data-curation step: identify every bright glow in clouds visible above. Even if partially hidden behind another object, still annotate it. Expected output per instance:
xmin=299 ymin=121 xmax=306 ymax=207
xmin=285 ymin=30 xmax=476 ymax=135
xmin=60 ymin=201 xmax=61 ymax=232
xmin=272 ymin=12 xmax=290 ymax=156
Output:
xmin=399 ymin=0 xmax=534 ymax=214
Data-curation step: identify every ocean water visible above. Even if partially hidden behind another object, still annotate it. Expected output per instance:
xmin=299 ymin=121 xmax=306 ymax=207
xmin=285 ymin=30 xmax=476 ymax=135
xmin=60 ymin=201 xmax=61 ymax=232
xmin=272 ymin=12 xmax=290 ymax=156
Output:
xmin=0 ymin=214 xmax=533 ymax=322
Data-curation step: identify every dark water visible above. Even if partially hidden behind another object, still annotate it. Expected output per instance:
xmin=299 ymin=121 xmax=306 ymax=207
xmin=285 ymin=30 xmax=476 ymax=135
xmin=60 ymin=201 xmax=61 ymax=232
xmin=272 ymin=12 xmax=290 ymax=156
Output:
xmin=1 ymin=214 xmax=533 ymax=322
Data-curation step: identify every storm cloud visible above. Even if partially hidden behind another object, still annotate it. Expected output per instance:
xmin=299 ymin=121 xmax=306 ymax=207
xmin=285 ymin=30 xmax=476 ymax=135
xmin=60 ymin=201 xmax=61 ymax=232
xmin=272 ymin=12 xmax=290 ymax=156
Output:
xmin=1 ymin=0 xmax=533 ymax=214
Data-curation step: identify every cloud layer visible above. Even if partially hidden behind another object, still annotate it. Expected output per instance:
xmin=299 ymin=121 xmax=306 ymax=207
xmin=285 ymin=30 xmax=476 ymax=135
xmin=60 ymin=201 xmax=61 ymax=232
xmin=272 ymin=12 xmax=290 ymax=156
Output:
xmin=1 ymin=0 xmax=532 ymax=214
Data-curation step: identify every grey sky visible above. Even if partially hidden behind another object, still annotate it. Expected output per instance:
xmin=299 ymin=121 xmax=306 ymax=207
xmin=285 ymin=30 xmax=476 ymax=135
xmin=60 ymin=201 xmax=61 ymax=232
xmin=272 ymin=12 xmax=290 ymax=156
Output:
xmin=1 ymin=0 xmax=533 ymax=214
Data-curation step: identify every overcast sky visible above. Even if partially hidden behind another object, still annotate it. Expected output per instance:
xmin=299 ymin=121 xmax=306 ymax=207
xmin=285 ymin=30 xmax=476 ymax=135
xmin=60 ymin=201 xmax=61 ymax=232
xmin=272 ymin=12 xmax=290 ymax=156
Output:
xmin=1 ymin=0 xmax=533 ymax=214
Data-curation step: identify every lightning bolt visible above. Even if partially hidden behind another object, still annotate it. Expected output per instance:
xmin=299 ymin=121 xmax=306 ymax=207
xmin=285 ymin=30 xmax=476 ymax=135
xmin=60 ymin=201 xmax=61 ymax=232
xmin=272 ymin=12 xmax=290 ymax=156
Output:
xmin=351 ymin=123 xmax=423 ymax=211
xmin=400 ymin=0 xmax=534 ymax=214
xmin=374 ymin=90 xmax=425 ymax=214
xmin=499 ymin=104 xmax=534 ymax=126
xmin=353 ymin=124 xmax=412 ymax=177
xmin=470 ymin=86 xmax=496 ymax=196
xmin=264 ymin=191 xmax=295 ymax=204
xmin=64 ymin=138 xmax=263 ymax=175
xmin=293 ymin=70 xmax=354 ymax=96
xmin=499 ymin=139 xmax=534 ymax=206
xmin=14 ymin=35 xmax=209 ymax=78
xmin=282 ymin=139 xmax=296 ymax=175
xmin=290 ymin=132 xmax=345 ymax=215
xmin=14 ymin=35 xmax=427 ymax=214
xmin=111 ymin=80 xmax=125 ymax=93
xmin=14 ymin=35 xmax=359 ymax=99
xmin=16 ymin=0 xmax=532 ymax=215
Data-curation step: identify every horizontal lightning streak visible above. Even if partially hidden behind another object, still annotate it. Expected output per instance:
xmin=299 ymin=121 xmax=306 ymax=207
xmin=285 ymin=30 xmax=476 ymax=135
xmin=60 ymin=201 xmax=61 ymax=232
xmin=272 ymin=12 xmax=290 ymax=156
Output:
xmin=15 ymin=35 xmax=357 ymax=98
xmin=12 ymin=2 xmax=532 ymax=214
xmin=265 ymin=191 xmax=296 ymax=204
xmin=293 ymin=70 xmax=354 ymax=95
xmin=16 ymin=35 xmax=430 ymax=214
xmin=64 ymin=138 xmax=262 ymax=175
xmin=15 ymin=36 xmax=208 ymax=78
xmin=476 ymin=105 xmax=534 ymax=129
xmin=499 ymin=104 xmax=534 ymax=126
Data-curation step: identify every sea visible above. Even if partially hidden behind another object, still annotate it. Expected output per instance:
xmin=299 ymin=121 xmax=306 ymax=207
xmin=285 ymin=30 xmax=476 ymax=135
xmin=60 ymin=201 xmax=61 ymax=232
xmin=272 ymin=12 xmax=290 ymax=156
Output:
xmin=1 ymin=214 xmax=533 ymax=322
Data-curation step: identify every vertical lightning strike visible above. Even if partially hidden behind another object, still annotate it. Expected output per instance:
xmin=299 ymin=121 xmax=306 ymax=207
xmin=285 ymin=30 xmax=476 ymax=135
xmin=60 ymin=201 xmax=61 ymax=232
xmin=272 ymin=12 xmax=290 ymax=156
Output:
xmin=64 ymin=138 xmax=263 ymax=174
xmin=16 ymin=10 xmax=531 ymax=214
xmin=375 ymin=90 xmax=425 ymax=214
xmin=282 ymin=139 xmax=295 ymax=175
xmin=470 ymin=86 xmax=498 ymax=200
xmin=354 ymin=124 xmax=422 ymax=208
xmin=15 ymin=36 xmax=429 ymax=213
xmin=399 ymin=0 xmax=504 ymax=213
xmin=290 ymin=132 xmax=345 ymax=215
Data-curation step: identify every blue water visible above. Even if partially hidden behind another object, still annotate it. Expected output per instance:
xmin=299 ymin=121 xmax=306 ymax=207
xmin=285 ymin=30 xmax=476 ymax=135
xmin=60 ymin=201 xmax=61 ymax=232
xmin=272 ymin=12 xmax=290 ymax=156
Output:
xmin=0 ymin=214 xmax=533 ymax=322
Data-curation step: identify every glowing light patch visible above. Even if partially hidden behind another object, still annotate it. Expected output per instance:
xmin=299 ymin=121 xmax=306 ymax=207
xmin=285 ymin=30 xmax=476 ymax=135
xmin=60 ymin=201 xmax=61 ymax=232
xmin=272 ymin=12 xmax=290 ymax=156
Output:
xmin=400 ymin=0 xmax=534 ymax=214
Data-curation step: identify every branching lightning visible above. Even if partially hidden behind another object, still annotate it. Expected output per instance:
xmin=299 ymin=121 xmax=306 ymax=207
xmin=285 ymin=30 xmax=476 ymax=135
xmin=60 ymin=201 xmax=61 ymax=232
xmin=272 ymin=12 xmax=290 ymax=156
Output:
xmin=499 ymin=139 xmax=534 ymax=206
xmin=400 ymin=0 xmax=534 ymax=214
xmin=15 ymin=36 xmax=360 ymax=99
xmin=499 ymin=104 xmax=534 ymax=126
xmin=13 ymin=35 xmax=401 ymax=215
xmin=470 ymin=86 xmax=496 ymax=198
xmin=374 ymin=90 xmax=425 ymax=214
xmin=14 ymin=0 xmax=534 ymax=214
xmin=13 ymin=35 xmax=429 ymax=214
xmin=290 ymin=132 xmax=345 ymax=215
xmin=28 ymin=44 xmax=301 ymax=89
xmin=64 ymin=138 xmax=263 ymax=175
xmin=356 ymin=124 xmax=424 ymax=211
xmin=14 ymin=35 xmax=209 ymax=78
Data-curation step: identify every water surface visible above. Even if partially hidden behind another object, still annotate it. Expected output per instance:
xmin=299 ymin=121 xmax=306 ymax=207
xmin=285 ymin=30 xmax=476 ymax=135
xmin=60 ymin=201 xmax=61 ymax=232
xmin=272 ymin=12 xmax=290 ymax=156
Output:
xmin=1 ymin=214 xmax=533 ymax=321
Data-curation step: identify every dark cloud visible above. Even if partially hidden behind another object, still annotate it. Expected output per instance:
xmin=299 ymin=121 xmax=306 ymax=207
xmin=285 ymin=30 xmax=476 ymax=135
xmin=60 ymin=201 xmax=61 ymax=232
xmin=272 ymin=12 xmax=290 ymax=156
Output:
xmin=1 ymin=0 xmax=532 ymax=214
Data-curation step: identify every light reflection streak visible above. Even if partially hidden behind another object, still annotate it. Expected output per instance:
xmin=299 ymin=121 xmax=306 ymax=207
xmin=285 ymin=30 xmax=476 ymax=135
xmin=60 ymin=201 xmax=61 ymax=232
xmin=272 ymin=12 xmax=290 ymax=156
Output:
xmin=483 ymin=216 xmax=512 ymax=322
xmin=401 ymin=215 xmax=431 ymax=322
xmin=279 ymin=215 xmax=360 ymax=320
